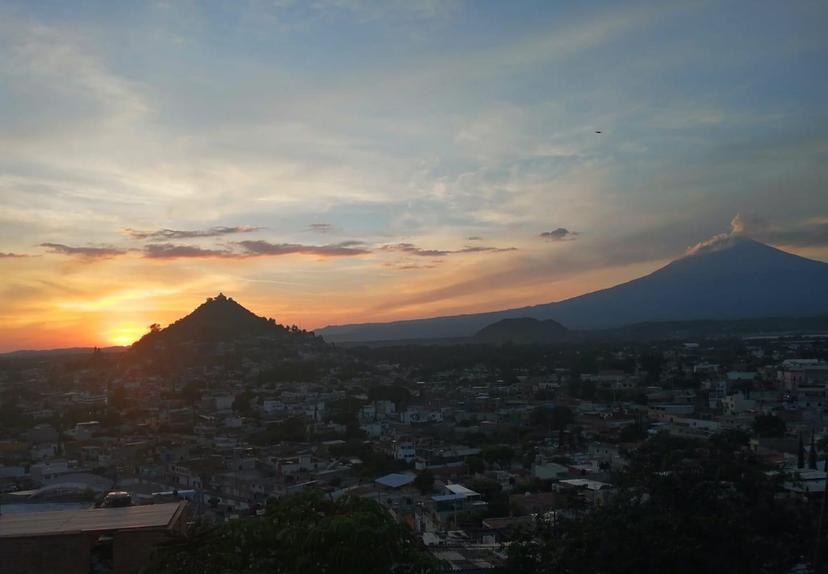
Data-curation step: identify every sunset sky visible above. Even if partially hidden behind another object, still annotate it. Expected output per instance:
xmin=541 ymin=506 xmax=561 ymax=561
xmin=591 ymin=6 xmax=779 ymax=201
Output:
xmin=1 ymin=0 xmax=827 ymax=351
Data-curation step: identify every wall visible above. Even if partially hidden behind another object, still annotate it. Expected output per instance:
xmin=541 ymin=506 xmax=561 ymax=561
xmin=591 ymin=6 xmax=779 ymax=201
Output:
xmin=0 ymin=532 xmax=90 ymax=574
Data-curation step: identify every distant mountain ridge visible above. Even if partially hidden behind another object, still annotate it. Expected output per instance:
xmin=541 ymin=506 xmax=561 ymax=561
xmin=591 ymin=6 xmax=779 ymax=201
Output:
xmin=0 ymin=346 xmax=126 ymax=359
xmin=318 ymin=238 xmax=828 ymax=342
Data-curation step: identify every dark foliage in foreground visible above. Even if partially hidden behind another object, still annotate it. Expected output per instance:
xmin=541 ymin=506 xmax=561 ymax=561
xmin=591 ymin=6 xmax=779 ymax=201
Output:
xmin=500 ymin=431 xmax=820 ymax=574
xmin=143 ymin=492 xmax=442 ymax=574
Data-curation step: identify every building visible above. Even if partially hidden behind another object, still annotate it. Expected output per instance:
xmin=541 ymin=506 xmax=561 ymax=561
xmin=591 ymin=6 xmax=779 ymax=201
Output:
xmin=0 ymin=502 xmax=188 ymax=574
xmin=393 ymin=441 xmax=416 ymax=463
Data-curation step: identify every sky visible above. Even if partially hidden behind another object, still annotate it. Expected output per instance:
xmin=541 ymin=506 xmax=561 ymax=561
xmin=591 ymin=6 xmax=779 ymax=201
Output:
xmin=1 ymin=0 xmax=827 ymax=351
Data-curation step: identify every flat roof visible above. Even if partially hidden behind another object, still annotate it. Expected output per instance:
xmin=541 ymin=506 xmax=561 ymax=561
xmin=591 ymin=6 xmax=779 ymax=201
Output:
xmin=0 ymin=502 xmax=185 ymax=538
xmin=374 ymin=473 xmax=416 ymax=489
xmin=560 ymin=478 xmax=612 ymax=491
xmin=445 ymin=484 xmax=479 ymax=497
xmin=432 ymin=494 xmax=466 ymax=503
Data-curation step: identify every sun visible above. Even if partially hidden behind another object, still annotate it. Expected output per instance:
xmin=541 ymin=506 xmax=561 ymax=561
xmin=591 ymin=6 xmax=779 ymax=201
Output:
xmin=106 ymin=324 xmax=148 ymax=347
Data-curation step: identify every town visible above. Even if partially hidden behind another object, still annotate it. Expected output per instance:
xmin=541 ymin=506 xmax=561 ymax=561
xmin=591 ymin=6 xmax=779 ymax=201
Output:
xmin=1 ymin=294 xmax=826 ymax=572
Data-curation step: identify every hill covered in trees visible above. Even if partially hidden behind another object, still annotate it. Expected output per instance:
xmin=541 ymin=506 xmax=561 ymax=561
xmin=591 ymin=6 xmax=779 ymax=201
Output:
xmin=475 ymin=318 xmax=570 ymax=344
xmin=131 ymin=293 xmax=325 ymax=353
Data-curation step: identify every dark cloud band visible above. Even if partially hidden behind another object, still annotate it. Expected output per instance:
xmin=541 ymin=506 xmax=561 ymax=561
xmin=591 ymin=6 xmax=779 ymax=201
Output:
xmin=41 ymin=243 xmax=127 ymax=258
xmin=124 ymin=226 xmax=261 ymax=240
xmin=540 ymin=228 xmax=578 ymax=241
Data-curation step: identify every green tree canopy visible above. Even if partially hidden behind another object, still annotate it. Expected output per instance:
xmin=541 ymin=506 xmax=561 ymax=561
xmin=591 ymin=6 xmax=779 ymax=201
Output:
xmin=414 ymin=469 xmax=435 ymax=494
xmin=501 ymin=432 xmax=817 ymax=574
xmin=752 ymin=413 xmax=787 ymax=438
xmin=144 ymin=492 xmax=441 ymax=574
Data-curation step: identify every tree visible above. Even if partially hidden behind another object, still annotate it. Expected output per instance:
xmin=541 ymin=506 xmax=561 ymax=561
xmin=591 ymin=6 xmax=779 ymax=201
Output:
xmin=501 ymin=434 xmax=818 ymax=574
xmin=466 ymin=456 xmax=485 ymax=475
xmin=232 ymin=390 xmax=254 ymax=415
xmin=414 ymin=469 xmax=435 ymax=494
xmin=752 ymin=414 xmax=786 ymax=438
xmin=144 ymin=492 xmax=442 ymax=574
xmin=548 ymin=406 xmax=573 ymax=430
xmin=483 ymin=445 xmax=514 ymax=468
xmin=618 ymin=423 xmax=647 ymax=443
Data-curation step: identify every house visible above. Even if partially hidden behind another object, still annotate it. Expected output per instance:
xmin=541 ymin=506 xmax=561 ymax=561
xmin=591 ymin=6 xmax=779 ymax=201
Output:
xmin=559 ymin=478 xmax=614 ymax=506
xmin=430 ymin=486 xmax=486 ymax=525
xmin=0 ymin=502 xmax=188 ymax=574
xmin=531 ymin=462 xmax=569 ymax=481
xmin=721 ymin=392 xmax=756 ymax=415
xmin=393 ymin=441 xmax=416 ymax=463
xmin=374 ymin=472 xmax=416 ymax=490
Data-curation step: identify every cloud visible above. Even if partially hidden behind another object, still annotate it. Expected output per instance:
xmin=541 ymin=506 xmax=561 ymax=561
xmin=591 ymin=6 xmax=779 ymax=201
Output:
xmin=727 ymin=213 xmax=828 ymax=248
xmin=380 ymin=243 xmax=451 ymax=257
xmin=42 ymin=238 xmax=373 ymax=260
xmin=145 ymin=240 xmax=372 ymax=259
xmin=335 ymin=240 xmax=367 ymax=247
xmin=311 ymin=0 xmax=461 ymax=22
xmin=766 ymin=220 xmax=828 ymax=248
xmin=0 ymin=252 xmax=28 ymax=258
xmin=380 ymin=242 xmax=516 ymax=257
xmin=540 ymin=228 xmax=578 ymax=241
xmin=124 ymin=226 xmax=261 ymax=240
xmin=41 ymin=243 xmax=127 ymax=258
xmin=458 ymin=245 xmax=517 ymax=254
xmin=237 ymin=240 xmax=371 ymax=257
xmin=466 ymin=236 xmax=482 ymax=241
xmin=383 ymin=261 xmax=442 ymax=271
xmin=308 ymin=223 xmax=335 ymax=233
xmin=142 ymin=244 xmax=238 ymax=259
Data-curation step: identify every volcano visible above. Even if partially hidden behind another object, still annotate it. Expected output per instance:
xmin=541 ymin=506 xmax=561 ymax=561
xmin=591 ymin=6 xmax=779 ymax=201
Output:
xmin=318 ymin=237 xmax=828 ymax=342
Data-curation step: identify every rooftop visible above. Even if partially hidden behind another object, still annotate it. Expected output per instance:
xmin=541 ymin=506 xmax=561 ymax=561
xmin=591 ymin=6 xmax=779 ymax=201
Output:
xmin=0 ymin=502 xmax=186 ymax=538
xmin=374 ymin=473 xmax=416 ymax=489
xmin=445 ymin=483 xmax=480 ymax=497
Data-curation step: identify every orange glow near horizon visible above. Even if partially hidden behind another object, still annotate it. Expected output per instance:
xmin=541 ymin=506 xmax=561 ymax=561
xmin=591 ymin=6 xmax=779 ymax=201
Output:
xmin=2 ymin=2 xmax=827 ymax=353
xmin=1 ymin=244 xmax=826 ymax=353
xmin=105 ymin=324 xmax=148 ymax=347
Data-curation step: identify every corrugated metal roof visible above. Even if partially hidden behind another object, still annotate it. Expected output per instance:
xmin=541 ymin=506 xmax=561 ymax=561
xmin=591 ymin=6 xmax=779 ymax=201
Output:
xmin=374 ymin=473 xmax=415 ymax=488
xmin=0 ymin=502 xmax=185 ymax=538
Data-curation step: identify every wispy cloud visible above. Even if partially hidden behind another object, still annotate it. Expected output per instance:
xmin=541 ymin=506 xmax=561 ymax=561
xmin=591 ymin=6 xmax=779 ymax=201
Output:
xmin=125 ymin=226 xmax=261 ymax=240
xmin=308 ymin=223 xmax=335 ymax=233
xmin=238 ymin=240 xmax=371 ymax=257
xmin=146 ymin=240 xmax=372 ymax=259
xmin=0 ymin=252 xmax=28 ymax=258
xmin=459 ymin=245 xmax=517 ymax=254
xmin=383 ymin=261 xmax=442 ymax=271
xmin=380 ymin=243 xmax=451 ymax=257
xmin=3 ymin=18 xmax=149 ymax=125
xmin=40 ymin=238 xmax=374 ymax=260
xmin=310 ymin=0 xmax=462 ymax=23
xmin=724 ymin=214 xmax=828 ymax=249
xmin=41 ymin=243 xmax=127 ymax=258
xmin=142 ymin=243 xmax=237 ymax=259
xmin=380 ymin=242 xmax=516 ymax=257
